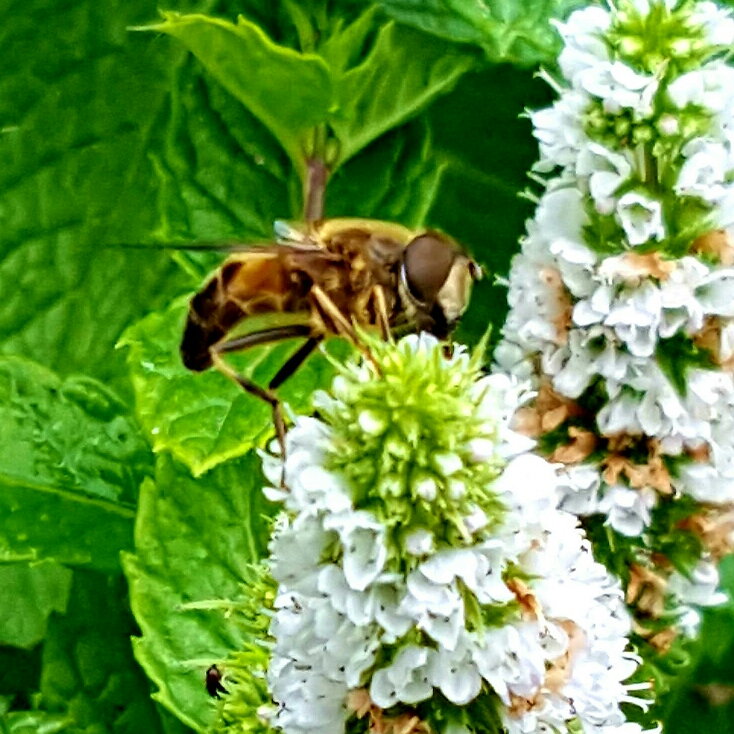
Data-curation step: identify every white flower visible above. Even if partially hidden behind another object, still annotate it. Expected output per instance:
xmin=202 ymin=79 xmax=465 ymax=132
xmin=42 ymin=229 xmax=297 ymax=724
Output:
xmin=369 ymin=645 xmax=434 ymax=708
xmin=667 ymin=65 xmax=734 ymax=113
xmin=605 ymin=282 xmax=662 ymax=357
xmin=269 ymin=335 xmax=644 ymax=733
xmin=692 ymin=2 xmax=734 ymax=47
xmin=472 ymin=624 xmax=547 ymax=705
xmin=402 ymin=570 xmax=465 ymax=649
xmin=405 ymin=528 xmax=434 ymax=556
xmin=429 ymin=636 xmax=482 ymax=705
xmin=577 ymin=143 xmax=635 ymax=210
xmin=668 ymin=560 xmax=728 ymax=607
xmin=287 ymin=464 xmax=353 ymax=515
xmin=599 ymin=485 xmax=658 ymax=537
xmin=675 ymin=139 xmax=728 ymax=201
xmin=695 ymin=269 xmax=734 ymax=316
xmin=554 ymin=6 xmax=612 ymax=84
xmin=324 ymin=511 xmax=387 ymax=591
xmin=270 ymin=514 xmax=329 ymax=594
xmin=271 ymin=667 xmax=347 ymax=733
xmin=371 ymin=584 xmax=413 ymax=641
xmin=532 ymin=92 xmax=589 ymax=171
xmin=676 ymin=451 xmax=734 ymax=503
xmin=615 ymin=192 xmax=665 ymax=246
xmin=420 ymin=547 xmax=513 ymax=605
xmin=558 ymin=465 xmax=603 ymax=515
xmin=537 ymin=187 xmax=597 ymax=266
xmin=579 ymin=62 xmax=658 ymax=117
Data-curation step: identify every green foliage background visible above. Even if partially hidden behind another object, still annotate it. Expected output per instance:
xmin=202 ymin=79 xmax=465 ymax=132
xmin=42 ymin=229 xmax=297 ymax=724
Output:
xmin=0 ymin=0 xmax=733 ymax=731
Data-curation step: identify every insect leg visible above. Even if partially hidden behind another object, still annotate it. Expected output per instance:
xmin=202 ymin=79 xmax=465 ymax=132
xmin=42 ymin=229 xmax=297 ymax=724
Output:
xmin=210 ymin=325 xmax=314 ymax=456
xmin=310 ymin=286 xmax=381 ymax=371
xmin=216 ymin=324 xmax=312 ymax=355
xmin=269 ymin=336 xmax=323 ymax=390
xmin=310 ymin=285 xmax=360 ymax=343
xmin=372 ymin=285 xmax=392 ymax=341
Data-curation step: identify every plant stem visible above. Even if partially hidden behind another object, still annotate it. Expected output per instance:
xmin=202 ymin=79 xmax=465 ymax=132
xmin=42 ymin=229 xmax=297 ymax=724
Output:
xmin=304 ymin=157 xmax=329 ymax=221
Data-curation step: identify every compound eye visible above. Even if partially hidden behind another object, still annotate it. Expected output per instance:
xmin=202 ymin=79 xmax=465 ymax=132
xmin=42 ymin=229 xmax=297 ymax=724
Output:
xmin=403 ymin=234 xmax=458 ymax=307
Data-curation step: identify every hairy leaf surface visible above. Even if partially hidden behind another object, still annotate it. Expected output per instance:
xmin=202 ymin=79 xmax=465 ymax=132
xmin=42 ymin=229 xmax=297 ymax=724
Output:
xmin=123 ymin=453 xmax=275 ymax=731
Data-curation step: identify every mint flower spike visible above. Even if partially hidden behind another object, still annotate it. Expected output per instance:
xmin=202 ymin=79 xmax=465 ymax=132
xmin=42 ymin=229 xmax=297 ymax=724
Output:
xmin=497 ymin=0 xmax=734 ymax=661
xmin=263 ymin=333 xmax=649 ymax=734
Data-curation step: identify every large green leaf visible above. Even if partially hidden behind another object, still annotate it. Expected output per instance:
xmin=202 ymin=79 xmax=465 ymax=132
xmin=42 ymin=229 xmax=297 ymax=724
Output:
xmin=377 ymin=0 xmax=586 ymax=66
xmin=0 ymin=562 xmax=72 ymax=650
xmin=0 ymin=0 xmax=211 ymax=388
xmin=123 ymin=453 xmax=275 ymax=732
xmin=140 ymin=12 xmax=333 ymax=171
xmin=329 ymin=21 xmax=475 ymax=165
xmin=38 ymin=571 xmax=169 ymax=733
xmin=120 ymin=298 xmax=350 ymax=476
xmin=0 ymin=358 xmax=150 ymax=571
xmin=140 ymin=7 xmax=476 ymax=175
xmin=326 ymin=117 xmax=444 ymax=226
xmin=149 ymin=55 xmax=294 ymax=246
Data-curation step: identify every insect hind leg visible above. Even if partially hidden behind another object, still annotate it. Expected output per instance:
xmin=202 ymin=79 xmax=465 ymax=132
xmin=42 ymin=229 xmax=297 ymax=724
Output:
xmin=209 ymin=324 xmax=314 ymax=462
xmin=211 ymin=353 xmax=289 ymax=461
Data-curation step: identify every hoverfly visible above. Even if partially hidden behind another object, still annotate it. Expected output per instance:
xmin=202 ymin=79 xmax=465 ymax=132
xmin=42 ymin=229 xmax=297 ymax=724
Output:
xmin=180 ymin=218 xmax=482 ymax=451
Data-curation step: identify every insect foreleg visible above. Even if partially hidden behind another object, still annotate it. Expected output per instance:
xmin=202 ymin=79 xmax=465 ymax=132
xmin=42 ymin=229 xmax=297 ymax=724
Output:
xmin=310 ymin=285 xmax=360 ymax=343
xmin=372 ymin=285 xmax=392 ymax=341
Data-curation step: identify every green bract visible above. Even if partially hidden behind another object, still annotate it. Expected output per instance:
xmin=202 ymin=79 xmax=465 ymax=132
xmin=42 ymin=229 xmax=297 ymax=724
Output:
xmin=319 ymin=333 xmax=506 ymax=553
xmin=608 ymin=0 xmax=714 ymax=74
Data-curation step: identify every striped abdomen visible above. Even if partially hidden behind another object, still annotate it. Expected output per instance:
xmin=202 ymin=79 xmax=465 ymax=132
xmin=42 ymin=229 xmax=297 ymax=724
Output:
xmin=180 ymin=252 xmax=309 ymax=372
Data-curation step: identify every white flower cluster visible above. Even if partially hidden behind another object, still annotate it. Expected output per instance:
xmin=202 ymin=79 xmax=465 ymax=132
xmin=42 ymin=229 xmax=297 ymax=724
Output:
xmin=264 ymin=335 xmax=646 ymax=734
xmin=497 ymin=0 xmax=734 ymax=622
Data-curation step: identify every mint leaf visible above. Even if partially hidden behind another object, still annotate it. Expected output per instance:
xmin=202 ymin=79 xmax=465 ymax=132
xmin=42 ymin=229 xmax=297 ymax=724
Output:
xmin=141 ymin=8 xmax=474 ymax=174
xmin=149 ymin=56 xmax=293 ymax=249
xmin=327 ymin=117 xmax=444 ymax=226
xmin=377 ymin=0 xmax=585 ymax=66
xmin=0 ymin=358 xmax=150 ymax=571
xmin=123 ymin=453 xmax=276 ymax=731
xmin=0 ymin=709 xmax=71 ymax=733
xmin=140 ymin=12 xmax=332 ymax=171
xmin=0 ymin=562 xmax=72 ymax=649
xmin=121 ymin=298 xmax=350 ymax=476
xmin=329 ymin=21 xmax=475 ymax=165
xmin=0 ymin=0 xmax=200 ymax=386
xmin=39 ymin=571 xmax=168 ymax=734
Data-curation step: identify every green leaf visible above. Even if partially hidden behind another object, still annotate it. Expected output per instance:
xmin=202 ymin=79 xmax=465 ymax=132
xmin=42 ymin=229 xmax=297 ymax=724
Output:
xmin=0 ymin=358 xmax=150 ymax=571
xmin=0 ymin=644 xmax=42 ymax=702
xmin=0 ymin=0 xmax=202 ymax=389
xmin=327 ymin=117 xmax=444 ymax=226
xmin=140 ymin=12 xmax=333 ymax=171
xmin=329 ymin=21 xmax=475 ymax=166
xmin=120 ymin=297 xmax=350 ymax=476
xmin=0 ymin=562 xmax=72 ymax=649
xmin=149 ymin=55 xmax=294 ymax=249
xmin=0 ymin=709 xmax=72 ymax=733
xmin=123 ymin=453 xmax=276 ymax=732
xmin=377 ymin=0 xmax=586 ymax=66
xmin=38 ymin=570 xmax=169 ymax=734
